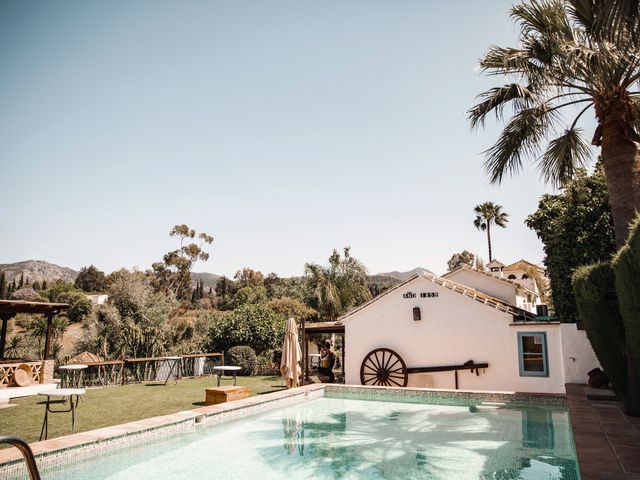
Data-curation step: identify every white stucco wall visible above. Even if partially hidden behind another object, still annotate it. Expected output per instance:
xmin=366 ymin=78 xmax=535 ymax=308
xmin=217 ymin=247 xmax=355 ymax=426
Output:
xmin=444 ymin=270 xmax=518 ymax=306
xmin=344 ymin=276 xmax=566 ymax=393
xmin=560 ymin=323 xmax=601 ymax=384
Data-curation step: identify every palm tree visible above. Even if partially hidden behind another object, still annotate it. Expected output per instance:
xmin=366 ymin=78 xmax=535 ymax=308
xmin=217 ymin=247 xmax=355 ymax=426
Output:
xmin=468 ymin=0 xmax=640 ymax=249
xmin=305 ymin=248 xmax=371 ymax=321
xmin=473 ymin=202 xmax=509 ymax=262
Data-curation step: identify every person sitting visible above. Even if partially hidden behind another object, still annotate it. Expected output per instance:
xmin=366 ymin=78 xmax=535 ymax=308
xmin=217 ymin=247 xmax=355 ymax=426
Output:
xmin=318 ymin=340 xmax=336 ymax=383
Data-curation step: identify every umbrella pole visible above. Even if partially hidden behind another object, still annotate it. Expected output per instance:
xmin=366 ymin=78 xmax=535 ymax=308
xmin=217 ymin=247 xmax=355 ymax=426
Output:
xmin=301 ymin=317 xmax=307 ymax=384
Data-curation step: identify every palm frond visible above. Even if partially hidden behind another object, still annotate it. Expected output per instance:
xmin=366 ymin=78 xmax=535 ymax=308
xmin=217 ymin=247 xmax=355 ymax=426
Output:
xmin=468 ymin=84 xmax=538 ymax=130
xmin=484 ymin=105 xmax=558 ymax=183
xmin=538 ymin=126 xmax=591 ymax=186
xmin=511 ymin=0 xmax=572 ymax=39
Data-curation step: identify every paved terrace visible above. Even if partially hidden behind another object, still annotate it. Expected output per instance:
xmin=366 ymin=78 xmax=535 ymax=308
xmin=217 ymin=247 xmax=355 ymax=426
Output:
xmin=566 ymin=383 xmax=640 ymax=479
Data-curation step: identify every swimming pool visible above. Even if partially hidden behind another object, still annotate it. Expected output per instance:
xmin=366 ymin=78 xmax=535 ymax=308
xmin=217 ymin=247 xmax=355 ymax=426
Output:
xmin=1 ymin=387 xmax=580 ymax=480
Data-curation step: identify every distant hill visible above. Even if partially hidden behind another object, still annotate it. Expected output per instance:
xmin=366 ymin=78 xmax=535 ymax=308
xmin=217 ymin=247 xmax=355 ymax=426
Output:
xmin=190 ymin=272 xmax=222 ymax=289
xmin=0 ymin=260 xmax=78 ymax=284
xmin=373 ymin=267 xmax=434 ymax=282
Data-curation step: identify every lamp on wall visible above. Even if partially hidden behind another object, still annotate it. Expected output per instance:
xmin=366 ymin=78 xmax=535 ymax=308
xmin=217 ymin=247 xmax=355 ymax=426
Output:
xmin=413 ymin=307 xmax=421 ymax=321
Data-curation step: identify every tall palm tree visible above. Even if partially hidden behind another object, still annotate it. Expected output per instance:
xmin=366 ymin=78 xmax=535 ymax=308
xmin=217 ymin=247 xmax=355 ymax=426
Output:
xmin=468 ymin=0 xmax=640 ymax=248
xmin=474 ymin=202 xmax=509 ymax=262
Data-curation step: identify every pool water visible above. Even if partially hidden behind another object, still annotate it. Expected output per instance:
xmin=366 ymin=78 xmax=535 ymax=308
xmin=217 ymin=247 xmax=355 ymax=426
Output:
xmin=44 ymin=397 xmax=579 ymax=480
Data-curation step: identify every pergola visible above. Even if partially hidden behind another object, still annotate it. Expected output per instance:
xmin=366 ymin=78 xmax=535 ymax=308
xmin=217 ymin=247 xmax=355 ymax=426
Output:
xmin=0 ymin=300 xmax=70 ymax=360
xmin=300 ymin=320 xmax=345 ymax=381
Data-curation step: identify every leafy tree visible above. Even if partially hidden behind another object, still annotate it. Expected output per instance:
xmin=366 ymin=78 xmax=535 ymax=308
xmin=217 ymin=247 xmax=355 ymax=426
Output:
xmin=202 ymin=303 xmax=286 ymax=355
xmin=469 ymin=0 xmax=640 ymax=248
xmin=234 ymin=268 xmax=264 ymax=288
xmin=32 ymin=281 xmax=41 ymax=291
xmin=268 ymin=297 xmax=318 ymax=322
xmin=473 ymin=202 xmax=509 ymax=262
xmin=305 ymin=247 xmax=371 ymax=321
xmin=57 ymin=291 xmax=93 ymax=322
xmin=74 ymin=265 xmax=106 ymax=292
xmin=447 ymin=250 xmax=482 ymax=271
xmin=0 ymin=272 xmax=6 ymax=300
xmin=46 ymin=281 xmax=81 ymax=302
xmin=151 ymin=224 xmax=214 ymax=300
xmin=234 ymin=286 xmax=268 ymax=306
xmin=264 ymin=274 xmax=308 ymax=302
xmin=214 ymin=276 xmax=238 ymax=310
xmin=526 ymin=165 xmax=615 ymax=323
xmin=77 ymin=303 xmax=123 ymax=359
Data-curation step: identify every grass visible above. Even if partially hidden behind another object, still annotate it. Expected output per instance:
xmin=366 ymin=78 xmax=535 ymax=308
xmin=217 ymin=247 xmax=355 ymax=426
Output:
xmin=0 ymin=376 xmax=285 ymax=444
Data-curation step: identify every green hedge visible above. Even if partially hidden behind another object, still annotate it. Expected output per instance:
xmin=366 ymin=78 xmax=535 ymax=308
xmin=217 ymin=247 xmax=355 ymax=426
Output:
xmin=226 ymin=346 xmax=257 ymax=376
xmin=613 ymin=216 xmax=640 ymax=389
xmin=572 ymin=262 xmax=627 ymax=396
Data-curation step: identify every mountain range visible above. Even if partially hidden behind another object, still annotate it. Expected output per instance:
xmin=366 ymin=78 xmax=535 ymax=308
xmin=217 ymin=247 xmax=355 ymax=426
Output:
xmin=0 ymin=260 xmax=431 ymax=289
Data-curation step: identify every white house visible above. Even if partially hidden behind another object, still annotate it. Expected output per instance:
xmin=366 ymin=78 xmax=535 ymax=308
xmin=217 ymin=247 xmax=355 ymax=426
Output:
xmin=442 ymin=265 xmax=540 ymax=313
xmin=86 ymin=294 xmax=109 ymax=305
xmin=341 ymin=272 xmax=598 ymax=394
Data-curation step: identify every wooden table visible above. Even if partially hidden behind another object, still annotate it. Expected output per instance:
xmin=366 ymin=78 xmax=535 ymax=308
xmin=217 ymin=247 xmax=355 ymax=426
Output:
xmin=39 ymin=388 xmax=85 ymax=440
xmin=213 ymin=366 xmax=241 ymax=386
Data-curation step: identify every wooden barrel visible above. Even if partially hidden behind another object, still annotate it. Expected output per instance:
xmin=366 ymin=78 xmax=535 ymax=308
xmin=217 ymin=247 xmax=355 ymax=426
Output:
xmin=12 ymin=364 xmax=33 ymax=387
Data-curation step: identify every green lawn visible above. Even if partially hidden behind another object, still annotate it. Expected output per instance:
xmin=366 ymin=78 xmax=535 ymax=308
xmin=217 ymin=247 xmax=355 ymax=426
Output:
xmin=0 ymin=376 xmax=285 ymax=444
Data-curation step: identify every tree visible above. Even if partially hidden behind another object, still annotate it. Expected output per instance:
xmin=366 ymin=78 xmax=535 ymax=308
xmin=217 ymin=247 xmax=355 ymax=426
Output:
xmin=57 ymin=291 xmax=93 ymax=322
xmin=18 ymin=273 xmax=24 ymax=289
xmin=202 ymin=303 xmax=286 ymax=355
xmin=268 ymin=297 xmax=318 ymax=322
xmin=526 ymin=164 xmax=615 ymax=323
xmin=151 ymin=224 xmax=214 ymax=300
xmin=41 ymin=279 xmax=47 ymax=290
xmin=0 ymin=272 xmax=6 ymax=300
xmin=447 ymin=250 xmax=481 ymax=271
xmin=46 ymin=281 xmax=80 ymax=302
xmin=473 ymin=202 xmax=509 ymax=262
xmin=305 ymin=247 xmax=371 ymax=321
xmin=74 ymin=265 xmax=106 ymax=292
xmin=234 ymin=268 xmax=264 ymax=288
xmin=469 ymin=0 xmax=640 ymax=249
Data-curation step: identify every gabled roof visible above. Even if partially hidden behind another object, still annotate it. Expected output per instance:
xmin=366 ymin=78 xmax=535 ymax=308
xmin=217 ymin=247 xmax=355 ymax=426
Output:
xmin=486 ymin=259 xmax=505 ymax=267
xmin=441 ymin=265 xmax=537 ymax=295
xmin=339 ymin=271 xmax=536 ymax=323
xmin=504 ymin=259 xmax=545 ymax=272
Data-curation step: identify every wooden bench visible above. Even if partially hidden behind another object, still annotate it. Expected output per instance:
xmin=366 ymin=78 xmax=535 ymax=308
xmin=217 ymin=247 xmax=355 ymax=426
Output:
xmin=205 ymin=386 xmax=250 ymax=405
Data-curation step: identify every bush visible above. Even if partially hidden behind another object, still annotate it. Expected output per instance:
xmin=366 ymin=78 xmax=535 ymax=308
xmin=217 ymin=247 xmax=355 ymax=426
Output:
xmin=202 ymin=303 xmax=286 ymax=355
xmin=226 ymin=346 xmax=257 ymax=376
xmin=613 ymin=216 xmax=640 ymax=411
xmin=572 ymin=262 xmax=627 ymax=396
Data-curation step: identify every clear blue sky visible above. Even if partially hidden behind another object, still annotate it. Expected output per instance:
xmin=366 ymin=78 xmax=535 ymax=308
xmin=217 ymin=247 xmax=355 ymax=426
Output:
xmin=0 ymin=1 xmax=570 ymax=277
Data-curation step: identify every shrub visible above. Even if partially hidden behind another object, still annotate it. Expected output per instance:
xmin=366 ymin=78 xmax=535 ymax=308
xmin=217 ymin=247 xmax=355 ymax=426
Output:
xmin=572 ymin=262 xmax=627 ymax=396
xmin=613 ymin=216 xmax=640 ymax=411
xmin=11 ymin=288 xmax=45 ymax=302
xmin=226 ymin=346 xmax=257 ymax=376
xmin=202 ymin=303 xmax=286 ymax=355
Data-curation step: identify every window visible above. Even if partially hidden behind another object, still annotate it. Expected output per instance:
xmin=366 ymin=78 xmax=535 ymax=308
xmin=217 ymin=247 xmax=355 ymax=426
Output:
xmin=518 ymin=332 xmax=548 ymax=377
xmin=507 ymin=274 xmax=517 ymax=280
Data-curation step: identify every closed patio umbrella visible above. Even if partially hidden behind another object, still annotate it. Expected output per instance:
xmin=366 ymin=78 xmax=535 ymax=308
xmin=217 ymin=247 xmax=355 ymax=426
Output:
xmin=280 ymin=317 xmax=302 ymax=388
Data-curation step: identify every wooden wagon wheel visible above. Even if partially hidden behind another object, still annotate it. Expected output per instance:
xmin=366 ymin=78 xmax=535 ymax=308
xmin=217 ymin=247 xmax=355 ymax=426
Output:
xmin=360 ymin=348 xmax=408 ymax=387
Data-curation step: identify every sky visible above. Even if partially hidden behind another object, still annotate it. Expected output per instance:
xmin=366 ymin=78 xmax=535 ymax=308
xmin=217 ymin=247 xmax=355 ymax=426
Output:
xmin=0 ymin=1 xmax=589 ymax=277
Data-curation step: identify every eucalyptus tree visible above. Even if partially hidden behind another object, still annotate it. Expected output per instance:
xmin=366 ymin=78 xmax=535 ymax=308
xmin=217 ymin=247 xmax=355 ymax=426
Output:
xmin=473 ymin=202 xmax=509 ymax=262
xmin=469 ymin=0 xmax=640 ymax=248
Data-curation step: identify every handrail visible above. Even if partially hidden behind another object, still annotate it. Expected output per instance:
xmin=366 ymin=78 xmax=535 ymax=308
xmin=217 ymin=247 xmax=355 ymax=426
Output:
xmin=0 ymin=436 xmax=41 ymax=480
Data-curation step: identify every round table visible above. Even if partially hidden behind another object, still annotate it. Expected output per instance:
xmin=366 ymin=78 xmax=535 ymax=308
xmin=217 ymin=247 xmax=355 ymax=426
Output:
xmin=59 ymin=364 xmax=88 ymax=388
xmin=213 ymin=366 xmax=241 ymax=386
xmin=39 ymin=388 xmax=86 ymax=440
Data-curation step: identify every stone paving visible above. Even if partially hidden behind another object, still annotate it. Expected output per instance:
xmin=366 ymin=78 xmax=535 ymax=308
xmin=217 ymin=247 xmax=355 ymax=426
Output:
xmin=566 ymin=383 xmax=640 ymax=480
